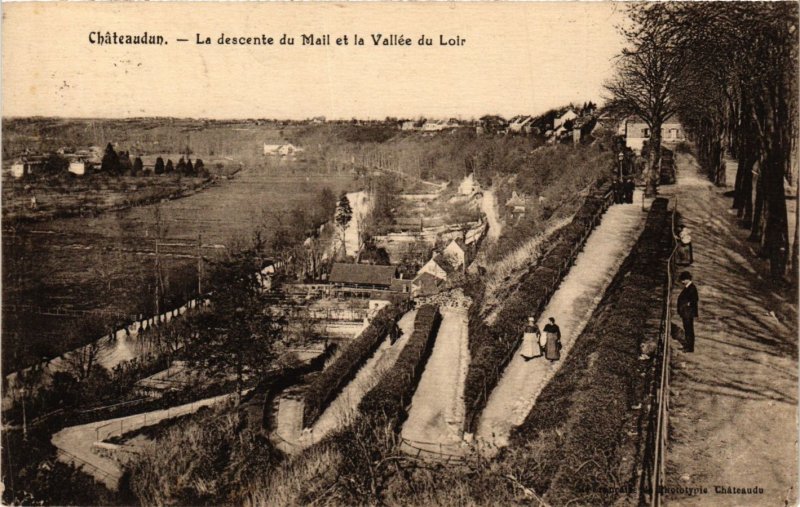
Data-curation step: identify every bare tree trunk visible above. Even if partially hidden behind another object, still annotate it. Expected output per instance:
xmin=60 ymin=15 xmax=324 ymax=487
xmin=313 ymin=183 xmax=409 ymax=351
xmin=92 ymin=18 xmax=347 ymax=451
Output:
xmin=749 ymin=158 xmax=765 ymax=243
xmin=792 ymin=173 xmax=799 ymax=283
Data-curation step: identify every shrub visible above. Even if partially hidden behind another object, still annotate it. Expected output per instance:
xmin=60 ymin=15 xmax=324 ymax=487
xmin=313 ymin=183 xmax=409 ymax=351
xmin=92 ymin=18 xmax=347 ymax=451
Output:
xmin=358 ymin=304 xmax=441 ymax=426
xmin=126 ymin=407 xmax=282 ymax=506
xmin=302 ymin=305 xmax=404 ymax=427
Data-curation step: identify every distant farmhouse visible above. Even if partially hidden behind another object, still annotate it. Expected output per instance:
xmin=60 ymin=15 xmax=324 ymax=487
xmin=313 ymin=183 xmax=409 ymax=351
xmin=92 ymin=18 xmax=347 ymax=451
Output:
xmin=263 ymin=143 xmax=304 ymax=157
xmin=422 ymin=119 xmax=460 ymax=132
xmin=10 ymin=156 xmax=47 ymax=179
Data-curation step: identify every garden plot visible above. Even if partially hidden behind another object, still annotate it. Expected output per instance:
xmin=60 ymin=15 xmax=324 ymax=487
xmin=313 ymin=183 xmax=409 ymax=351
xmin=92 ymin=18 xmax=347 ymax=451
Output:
xmin=399 ymin=306 xmax=469 ymax=455
xmin=476 ymin=194 xmax=645 ymax=452
xmin=273 ymin=310 xmax=418 ymax=453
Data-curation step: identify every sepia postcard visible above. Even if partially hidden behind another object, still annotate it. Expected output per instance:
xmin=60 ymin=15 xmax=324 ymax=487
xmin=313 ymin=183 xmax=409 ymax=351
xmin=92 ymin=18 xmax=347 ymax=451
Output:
xmin=1 ymin=2 xmax=797 ymax=505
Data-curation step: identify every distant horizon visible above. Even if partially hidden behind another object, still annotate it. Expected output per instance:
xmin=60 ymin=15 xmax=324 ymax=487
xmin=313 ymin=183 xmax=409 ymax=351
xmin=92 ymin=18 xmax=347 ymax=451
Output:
xmin=1 ymin=100 xmax=603 ymax=123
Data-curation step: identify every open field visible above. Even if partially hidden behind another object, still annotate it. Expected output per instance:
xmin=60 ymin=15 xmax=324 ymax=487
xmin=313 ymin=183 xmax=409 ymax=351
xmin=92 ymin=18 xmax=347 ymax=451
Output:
xmin=2 ymin=167 xmax=358 ymax=372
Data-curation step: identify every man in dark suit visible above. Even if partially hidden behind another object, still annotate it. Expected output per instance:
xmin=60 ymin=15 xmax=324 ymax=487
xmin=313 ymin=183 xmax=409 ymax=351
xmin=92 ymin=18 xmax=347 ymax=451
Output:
xmin=677 ymin=271 xmax=699 ymax=352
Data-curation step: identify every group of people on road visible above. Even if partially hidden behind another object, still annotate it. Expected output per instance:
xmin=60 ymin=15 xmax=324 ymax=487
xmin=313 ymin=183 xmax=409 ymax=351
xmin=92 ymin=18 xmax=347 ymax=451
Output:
xmin=520 ymin=317 xmax=562 ymax=362
xmin=612 ymin=176 xmax=635 ymax=204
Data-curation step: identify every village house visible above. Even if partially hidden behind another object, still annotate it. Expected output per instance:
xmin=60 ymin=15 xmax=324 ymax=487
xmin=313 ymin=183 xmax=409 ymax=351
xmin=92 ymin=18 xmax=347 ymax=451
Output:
xmin=415 ymin=254 xmax=452 ymax=281
xmin=442 ymin=238 xmax=469 ymax=271
xmin=329 ymin=263 xmax=398 ymax=290
xmin=553 ymin=109 xmax=578 ymax=130
xmin=623 ymin=117 xmax=685 ymax=154
xmin=505 ymin=191 xmax=527 ymax=218
xmin=508 ymin=115 xmax=535 ymax=134
xmin=478 ymin=115 xmax=508 ymax=135
xmin=458 ymin=173 xmax=480 ymax=195
xmin=412 ymin=272 xmax=444 ymax=297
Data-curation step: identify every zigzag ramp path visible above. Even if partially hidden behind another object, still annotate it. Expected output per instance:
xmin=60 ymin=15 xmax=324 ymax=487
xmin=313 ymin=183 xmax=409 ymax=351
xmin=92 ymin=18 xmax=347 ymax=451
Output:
xmin=476 ymin=193 xmax=646 ymax=452
xmin=400 ymin=305 xmax=470 ymax=456
xmin=273 ymin=310 xmax=418 ymax=453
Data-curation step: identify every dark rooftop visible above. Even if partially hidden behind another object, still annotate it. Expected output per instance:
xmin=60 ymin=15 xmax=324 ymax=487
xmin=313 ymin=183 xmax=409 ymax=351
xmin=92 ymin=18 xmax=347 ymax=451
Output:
xmin=329 ymin=263 xmax=397 ymax=287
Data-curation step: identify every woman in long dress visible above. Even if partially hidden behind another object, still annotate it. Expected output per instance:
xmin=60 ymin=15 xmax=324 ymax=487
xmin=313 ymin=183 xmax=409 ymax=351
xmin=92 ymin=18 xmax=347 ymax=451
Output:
xmin=521 ymin=317 xmax=542 ymax=361
xmin=543 ymin=317 xmax=562 ymax=361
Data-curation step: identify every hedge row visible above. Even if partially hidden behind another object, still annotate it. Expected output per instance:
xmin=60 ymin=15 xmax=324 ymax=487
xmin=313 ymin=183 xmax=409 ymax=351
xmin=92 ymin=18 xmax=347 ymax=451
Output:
xmin=302 ymin=304 xmax=405 ymax=428
xmin=239 ymin=343 xmax=338 ymax=433
xmin=358 ymin=304 xmax=442 ymax=427
xmin=506 ymin=198 xmax=672 ymax=505
xmin=463 ymin=182 xmax=614 ymax=433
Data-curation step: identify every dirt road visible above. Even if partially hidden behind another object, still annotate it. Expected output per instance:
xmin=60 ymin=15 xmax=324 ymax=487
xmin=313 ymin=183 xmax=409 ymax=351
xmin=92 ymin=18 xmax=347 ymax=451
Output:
xmin=480 ymin=189 xmax=502 ymax=242
xmin=663 ymin=154 xmax=798 ymax=506
xmin=51 ymin=393 xmax=234 ymax=489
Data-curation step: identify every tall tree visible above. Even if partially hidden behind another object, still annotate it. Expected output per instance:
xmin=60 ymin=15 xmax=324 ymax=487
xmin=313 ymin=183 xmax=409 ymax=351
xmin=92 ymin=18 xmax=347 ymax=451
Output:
xmin=664 ymin=3 xmax=797 ymax=278
xmin=100 ymin=142 xmax=120 ymax=174
xmin=186 ymin=239 xmax=285 ymax=397
xmin=335 ymin=193 xmax=354 ymax=257
xmin=133 ymin=156 xmax=144 ymax=176
xmin=154 ymin=156 xmax=165 ymax=175
xmin=605 ymin=3 xmax=685 ymax=194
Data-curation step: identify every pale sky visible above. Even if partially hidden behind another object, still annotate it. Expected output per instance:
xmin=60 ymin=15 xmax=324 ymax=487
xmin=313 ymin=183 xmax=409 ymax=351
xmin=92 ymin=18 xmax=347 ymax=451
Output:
xmin=2 ymin=2 xmax=626 ymax=120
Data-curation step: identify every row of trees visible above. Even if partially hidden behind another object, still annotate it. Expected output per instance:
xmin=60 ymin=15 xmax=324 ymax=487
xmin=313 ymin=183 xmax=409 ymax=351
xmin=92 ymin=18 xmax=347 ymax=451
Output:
xmin=101 ymin=143 xmax=208 ymax=177
xmin=606 ymin=3 xmax=798 ymax=279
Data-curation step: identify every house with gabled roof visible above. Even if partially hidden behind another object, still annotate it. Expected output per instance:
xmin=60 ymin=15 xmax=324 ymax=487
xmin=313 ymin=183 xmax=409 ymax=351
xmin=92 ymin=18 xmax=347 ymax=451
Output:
xmin=508 ymin=115 xmax=535 ymax=134
xmin=443 ymin=238 xmax=468 ymax=271
xmin=412 ymin=272 xmax=444 ymax=297
xmin=505 ymin=191 xmax=527 ymax=218
xmin=415 ymin=255 xmax=450 ymax=281
xmin=553 ymin=109 xmax=578 ymax=130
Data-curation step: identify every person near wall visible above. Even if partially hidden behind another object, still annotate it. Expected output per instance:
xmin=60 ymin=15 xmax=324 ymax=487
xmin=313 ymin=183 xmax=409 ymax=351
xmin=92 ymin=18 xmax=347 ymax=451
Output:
xmin=678 ymin=225 xmax=693 ymax=265
xmin=521 ymin=316 xmax=543 ymax=361
xmin=543 ymin=317 xmax=562 ymax=361
xmin=677 ymin=271 xmax=699 ymax=353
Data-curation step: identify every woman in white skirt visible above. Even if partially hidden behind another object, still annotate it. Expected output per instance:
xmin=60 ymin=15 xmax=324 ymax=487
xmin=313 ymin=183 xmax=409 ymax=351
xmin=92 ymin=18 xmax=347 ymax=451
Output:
xmin=521 ymin=317 xmax=543 ymax=361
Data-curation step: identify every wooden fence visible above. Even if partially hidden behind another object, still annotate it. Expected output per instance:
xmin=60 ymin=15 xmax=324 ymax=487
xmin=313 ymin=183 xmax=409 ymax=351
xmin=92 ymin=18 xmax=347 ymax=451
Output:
xmin=640 ymin=198 xmax=678 ymax=507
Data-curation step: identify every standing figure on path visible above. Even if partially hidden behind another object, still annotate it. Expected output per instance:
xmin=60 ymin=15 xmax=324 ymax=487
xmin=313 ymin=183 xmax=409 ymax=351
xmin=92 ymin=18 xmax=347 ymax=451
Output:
xmin=521 ymin=317 xmax=543 ymax=361
xmin=543 ymin=317 xmax=562 ymax=362
xmin=612 ymin=176 xmax=623 ymax=204
xmin=677 ymin=271 xmax=699 ymax=353
xmin=624 ymin=178 xmax=635 ymax=204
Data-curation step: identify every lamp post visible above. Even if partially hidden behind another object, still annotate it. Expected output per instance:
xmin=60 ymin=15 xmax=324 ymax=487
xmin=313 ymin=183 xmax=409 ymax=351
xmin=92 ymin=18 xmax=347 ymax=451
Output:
xmin=618 ymin=152 xmax=624 ymax=178
xmin=19 ymin=388 xmax=27 ymax=441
